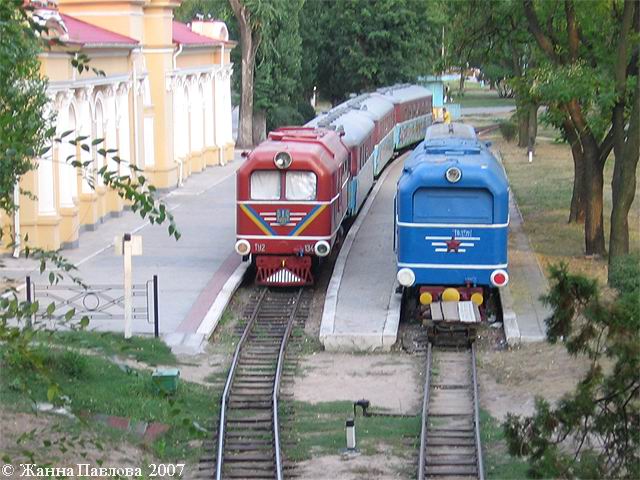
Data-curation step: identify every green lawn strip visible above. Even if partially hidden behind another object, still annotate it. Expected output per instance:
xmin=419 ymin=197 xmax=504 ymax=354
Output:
xmin=455 ymin=96 xmax=516 ymax=109
xmin=0 ymin=346 xmax=217 ymax=461
xmin=480 ymin=410 xmax=530 ymax=479
xmin=33 ymin=330 xmax=177 ymax=366
xmin=283 ymin=400 xmax=419 ymax=462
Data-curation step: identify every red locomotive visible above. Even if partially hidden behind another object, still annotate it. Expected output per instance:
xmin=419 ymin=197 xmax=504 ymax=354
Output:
xmin=235 ymin=127 xmax=350 ymax=286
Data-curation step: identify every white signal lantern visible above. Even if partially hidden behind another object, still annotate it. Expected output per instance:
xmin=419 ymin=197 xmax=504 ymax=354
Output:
xmin=314 ymin=240 xmax=331 ymax=257
xmin=397 ymin=268 xmax=416 ymax=287
xmin=490 ymin=269 xmax=509 ymax=287
xmin=235 ymin=239 xmax=251 ymax=256
xmin=445 ymin=166 xmax=462 ymax=183
xmin=274 ymin=151 xmax=293 ymax=169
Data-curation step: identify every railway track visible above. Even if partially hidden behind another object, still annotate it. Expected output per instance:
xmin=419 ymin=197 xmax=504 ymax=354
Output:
xmin=418 ymin=342 xmax=484 ymax=480
xmin=197 ymin=287 xmax=309 ymax=480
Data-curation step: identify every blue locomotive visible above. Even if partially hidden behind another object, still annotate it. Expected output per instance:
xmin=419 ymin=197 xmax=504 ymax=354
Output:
xmin=394 ymin=122 xmax=509 ymax=311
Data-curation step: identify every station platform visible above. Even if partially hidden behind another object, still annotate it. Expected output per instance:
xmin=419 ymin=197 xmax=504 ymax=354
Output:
xmin=320 ymin=155 xmax=406 ymax=351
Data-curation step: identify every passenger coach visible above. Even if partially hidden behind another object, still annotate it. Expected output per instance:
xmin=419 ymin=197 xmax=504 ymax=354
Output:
xmin=235 ymin=127 xmax=350 ymax=285
xmin=395 ymin=123 xmax=509 ymax=308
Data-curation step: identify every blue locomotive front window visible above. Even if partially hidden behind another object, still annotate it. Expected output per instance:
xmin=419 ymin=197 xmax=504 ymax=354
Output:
xmin=413 ymin=188 xmax=493 ymax=224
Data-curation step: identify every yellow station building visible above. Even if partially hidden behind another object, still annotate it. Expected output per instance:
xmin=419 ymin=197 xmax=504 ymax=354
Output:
xmin=3 ymin=0 xmax=235 ymax=253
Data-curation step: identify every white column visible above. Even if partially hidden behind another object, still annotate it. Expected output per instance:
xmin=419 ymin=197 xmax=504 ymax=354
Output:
xmin=223 ymin=67 xmax=234 ymax=144
xmin=105 ymin=86 xmax=118 ymax=174
xmin=116 ymin=83 xmax=132 ymax=176
xmin=204 ymin=74 xmax=215 ymax=148
xmin=94 ymin=96 xmax=105 ymax=186
xmin=76 ymin=87 xmax=93 ymax=193
xmin=57 ymin=97 xmax=78 ymax=208
xmin=213 ymin=71 xmax=225 ymax=151
xmin=38 ymin=102 xmax=55 ymax=216
xmin=190 ymin=78 xmax=204 ymax=154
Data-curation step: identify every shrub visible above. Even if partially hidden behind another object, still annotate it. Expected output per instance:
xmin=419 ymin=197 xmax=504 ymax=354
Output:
xmin=53 ymin=350 xmax=88 ymax=379
xmin=499 ymin=120 xmax=517 ymax=141
xmin=267 ymin=105 xmax=305 ymax=132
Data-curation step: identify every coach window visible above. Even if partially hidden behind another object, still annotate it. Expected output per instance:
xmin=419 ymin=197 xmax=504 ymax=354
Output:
xmin=250 ymin=170 xmax=281 ymax=200
xmin=286 ymin=171 xmax=317 ymax=200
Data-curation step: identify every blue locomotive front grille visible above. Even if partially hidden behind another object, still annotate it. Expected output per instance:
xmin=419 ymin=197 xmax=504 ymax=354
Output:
xmin=396 ymin=223 xmax=508 ymax=286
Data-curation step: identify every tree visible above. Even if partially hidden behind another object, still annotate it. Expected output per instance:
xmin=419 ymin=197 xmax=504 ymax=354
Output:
xmin=522 ymin=0 xmax=638 ymax=257
xmin=504 ymin=258 xmax=640 ymax=478
xmin=0 ymin=0 xmax=50 ymax=214
xmin=445 ymin=0 xmax=539 ymax=148
xmin=228 ymin=0 xmax=283 ymax=147
xmin=1 ymin=0 xmax=179 ymax=406
xmin=608 ymin=0 xmax=639 ymax=274
xmin=302 ymin=0 xmax=442 ymax=104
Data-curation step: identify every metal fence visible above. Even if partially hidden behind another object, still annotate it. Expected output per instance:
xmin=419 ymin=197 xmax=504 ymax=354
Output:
xmin=26 ymin=275 xmax=160 ymax=337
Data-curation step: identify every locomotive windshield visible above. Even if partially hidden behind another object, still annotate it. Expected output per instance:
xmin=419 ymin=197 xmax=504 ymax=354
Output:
xmin=250 ymin=171 xmax=280 ymax=200
xmin=413 ymin=187 xmax=493 ymax=224
xmin=285 ymin=171 xmax=317 ymax=200
xmin=250 ymin=170 xmax=317 ymax=201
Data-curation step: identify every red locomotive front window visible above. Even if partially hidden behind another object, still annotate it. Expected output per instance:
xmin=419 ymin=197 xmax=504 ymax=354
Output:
xmin=285 ymin=171 xmax=317 ymax=200
xmin=250 ymin=170 xmax=280 ymax=200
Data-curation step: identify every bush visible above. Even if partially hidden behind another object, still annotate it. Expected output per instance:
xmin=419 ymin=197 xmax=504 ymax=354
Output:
xmin=297 ymin=101 xmax=317 ymax=123
xmin=53 ymin=350 xmax=88 ymax=379
xmin=267 ymin=105 xmax=305 ymax=132
xmin=499 ymin=120 xmax=517 ymax=141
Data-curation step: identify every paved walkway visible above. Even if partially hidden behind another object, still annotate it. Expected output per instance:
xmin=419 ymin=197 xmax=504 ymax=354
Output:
xmin=320 ymin=156 xmax=405 ymax=351
xmin=500 ymin=194 xmax=548 ymax=342
xmin=2 ymin=154 xmax=244 ymax=342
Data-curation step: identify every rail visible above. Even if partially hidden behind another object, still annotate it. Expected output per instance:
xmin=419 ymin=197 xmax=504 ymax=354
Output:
xmin=417 ymin=342 xmax=433 ymax=480
xmin=471 ymin=343 xmax=485 ymax=480
xmin=215 ymin=288 xmax=267 ymax=480
xmin=273 ymin=288 xmax=304 ymax=480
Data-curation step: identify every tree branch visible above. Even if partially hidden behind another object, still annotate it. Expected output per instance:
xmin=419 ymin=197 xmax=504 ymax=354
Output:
xmin=523 ymin=0 xmax=562 ymax=64
xmin=565 ymin=0 xmax=579 ymax=61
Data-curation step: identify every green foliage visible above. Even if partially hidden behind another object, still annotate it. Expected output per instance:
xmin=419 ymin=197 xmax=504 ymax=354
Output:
xmin=499 ymin=120 xmax=518 ymax=142
xmin=266 ymin=105 xmax=304 ymax=131
xmin=0 ymin=0 xmax=52 ymax=214
xmin=503 ymin=259 xmax=640 ymax=479
xmin=301 ymin=0 xmax=442 ymax=103
xmin=53 ymin=350 xmax=89 ymax=379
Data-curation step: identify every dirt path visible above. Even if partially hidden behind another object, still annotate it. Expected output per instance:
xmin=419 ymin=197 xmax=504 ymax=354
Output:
xmin=293 ymin=352 xmax=423 ymax=414
xmin=477 ymin=342 xmax=590 ymax=419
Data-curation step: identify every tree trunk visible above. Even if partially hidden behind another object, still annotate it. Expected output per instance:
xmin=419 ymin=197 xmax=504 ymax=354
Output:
xmin=252 ymin=109 xmax=267 ymax=145
xmin=516 ymin=101 xmax=529 ymax=148
xmin=583 ymin=146 xmax=607 ymax=256
xmin=527 ymin=104 xmax=538 ymax=146
xmin=459 ymin=69 xmax=465 ymax=95
xmin=609 ymin=86 xmax=639 ymax=269
xmin=229 ymin=0 xmax=258 ymax=149
xmin=563 ymin=118 xmax=586 ymax=223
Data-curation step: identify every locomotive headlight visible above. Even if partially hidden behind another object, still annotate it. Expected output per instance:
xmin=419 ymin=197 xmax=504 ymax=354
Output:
xmin=445 ymin=166 xmax=462 ymax=183
xmin=235 ymin=239 xmax=251 ymax=256
xmin=397 ymin=268 xmax=415 ymax=287
xmin=314 ymin=240 xmax=331 ymax=257
xmin=274 ymin=151 xmax=292 ymax=169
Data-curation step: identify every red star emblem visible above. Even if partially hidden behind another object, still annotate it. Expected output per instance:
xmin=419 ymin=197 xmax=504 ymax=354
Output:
xmin=446 ymin=236 xmax=462 ymax=253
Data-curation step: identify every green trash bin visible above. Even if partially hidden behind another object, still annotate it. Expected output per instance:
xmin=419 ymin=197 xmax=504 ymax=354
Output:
xmin=152 ymin=368 xmax=180 ymax=394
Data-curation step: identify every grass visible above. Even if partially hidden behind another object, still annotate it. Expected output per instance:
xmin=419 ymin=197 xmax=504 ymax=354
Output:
xmin=480 ymin=410 xmax=530 ymax=479
xmin=445 ymin=80 xmax=516 ymax=109
xmin=34 ymin=330 xmax=177 ymax=365
xmin=0 ymin=345 xmax=217 ymax=461
xmin=493 ymin=133 xmax=640 ymax=283
xmin=283 ymin=400 xmax=419 ymax=462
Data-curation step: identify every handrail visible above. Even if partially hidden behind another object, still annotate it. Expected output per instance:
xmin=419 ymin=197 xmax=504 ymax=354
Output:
xmin=471 ymin=343 xmax=485 ymax=480
xmin=215 ymin=288 xmax=267 ymax=480
xmin=417 ymin=342 xmax=433 ymax=480
xmin=273 ymin=288 xmax=304 ymax=480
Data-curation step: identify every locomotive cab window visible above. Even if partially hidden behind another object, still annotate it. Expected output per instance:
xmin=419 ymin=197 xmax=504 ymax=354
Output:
xmin=413 ymin=187 xmax=494 ymax=224
xmin=285 ymin=171 xmax=317 ymax=200
xmin=250 ymin=170 xmax=281 ymax=200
